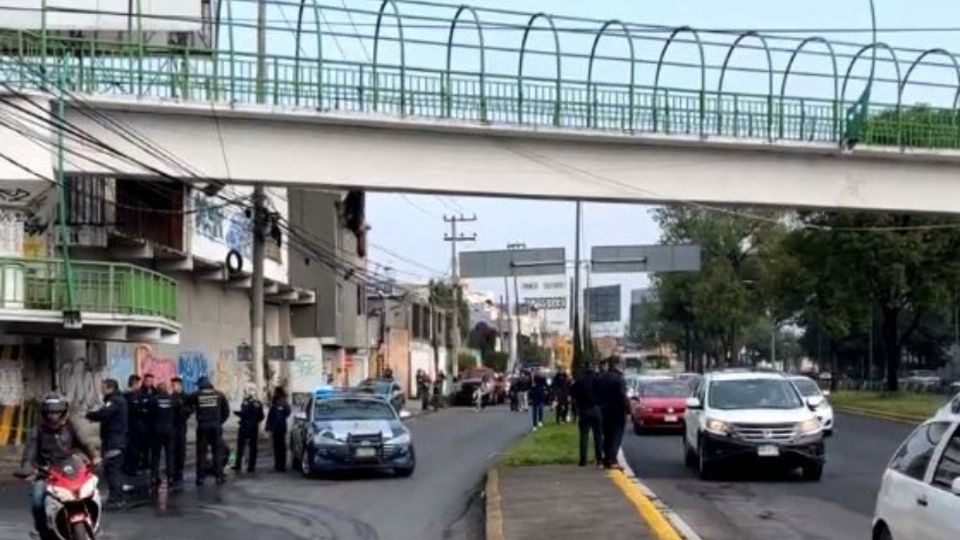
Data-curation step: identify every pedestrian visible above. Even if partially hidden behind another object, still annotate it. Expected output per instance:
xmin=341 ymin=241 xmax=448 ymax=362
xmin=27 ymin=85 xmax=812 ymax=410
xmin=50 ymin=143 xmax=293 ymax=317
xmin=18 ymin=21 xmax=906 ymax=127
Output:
xmin=136 ymin=374 xmax=159 ymax=472
xmin=122 ymin=374 xmax=142 ymax=475
xmin=571 ymin=364 xmax=603 ymax=468
xmin=598 ymin=358 xmax=629 ymax=469
xmin=149 ymin=382 xmax=178 ymax=487
xmin=233 ymin=384 xmax=265 ymax=474
xmin=170 ymin=377 xmax=189 ymax=486
xmin=474 ymin=374 xmax=491 ymax=411
xmin=432 ymin=371 xmax=446 ymax=410
xmin=85 ymin=379 xmax=127 ymax=509
xmin=530 ymin=370 xmax=547 ymax=430
xmin=518 ymin=372 xmax=531 ymax=412
xmin=553 ymin=367 xmax=571 ymax=424
xmin=416 ymin=369 xmax=431 ymax=411
xmin=188 ymin=377 xmax=230 ymax=486
xmin=266 ymin=387 xmax=291 ymax=473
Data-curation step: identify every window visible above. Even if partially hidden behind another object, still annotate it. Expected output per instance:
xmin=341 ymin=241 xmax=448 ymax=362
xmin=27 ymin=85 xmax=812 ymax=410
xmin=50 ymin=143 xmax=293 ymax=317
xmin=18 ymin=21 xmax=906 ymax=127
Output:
xmin=708 ymin=379 xmax=804 ymax=410
xmin=890 ymin=422 xmax=951 ymax=481
xmin=932 ymin=425 xmax=960 ymax=490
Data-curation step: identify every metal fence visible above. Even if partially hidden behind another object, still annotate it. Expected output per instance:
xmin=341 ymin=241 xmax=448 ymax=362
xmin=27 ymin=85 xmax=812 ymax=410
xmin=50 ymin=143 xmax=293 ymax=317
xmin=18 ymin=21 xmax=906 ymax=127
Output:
xmin=0 ymin=258 xmax=178 ymax=321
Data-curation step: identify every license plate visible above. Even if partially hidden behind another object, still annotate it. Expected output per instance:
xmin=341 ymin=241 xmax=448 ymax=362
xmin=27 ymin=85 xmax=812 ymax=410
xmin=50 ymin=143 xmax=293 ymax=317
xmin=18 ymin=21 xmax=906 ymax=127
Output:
xmin=664 ymin=415 xmax=678 ymax=423
xmin=757 ymin=445 xmax=780 ymax=457
xmin=355 ymin=448 xmax=377 ymax=458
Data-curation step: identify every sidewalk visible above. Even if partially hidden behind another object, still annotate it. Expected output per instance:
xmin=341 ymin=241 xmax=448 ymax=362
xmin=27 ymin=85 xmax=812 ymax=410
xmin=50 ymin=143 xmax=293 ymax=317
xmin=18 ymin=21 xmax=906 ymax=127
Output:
xmin=488 ymin=465 xmax=659 ymax=540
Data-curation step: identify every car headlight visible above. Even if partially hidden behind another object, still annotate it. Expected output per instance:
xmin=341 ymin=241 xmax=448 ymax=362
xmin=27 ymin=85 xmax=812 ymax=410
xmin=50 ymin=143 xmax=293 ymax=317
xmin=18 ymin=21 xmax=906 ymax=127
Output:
xmin=797 ymin=418 xmax=822 ymax=436
xmin=388 ymin=431 xmax=411 ymax=445
xmin=313 ymin=431 xmax=345 ymax=446
xmin=704 ymin=418 xmax=730 ymax=436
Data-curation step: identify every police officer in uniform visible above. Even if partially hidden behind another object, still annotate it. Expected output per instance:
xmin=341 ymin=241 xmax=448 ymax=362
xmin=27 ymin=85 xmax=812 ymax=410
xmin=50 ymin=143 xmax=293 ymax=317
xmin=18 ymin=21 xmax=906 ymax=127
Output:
xmin=137 ymin=374 xmax=159 ymax=471
xmin=170 ymin=377 xmax=189 ymax=485
xmin=189 ymin=377 xmax=229 ymax=485
xmin=150 ymin=382 xmax=179 ymax=487
xmin=233 ymin=385 xmax=265 ymax=473
xmin=85 ymin=379 xmax=128 ymax=508
xmin=122 ymin=374 xmax=142 ymax=475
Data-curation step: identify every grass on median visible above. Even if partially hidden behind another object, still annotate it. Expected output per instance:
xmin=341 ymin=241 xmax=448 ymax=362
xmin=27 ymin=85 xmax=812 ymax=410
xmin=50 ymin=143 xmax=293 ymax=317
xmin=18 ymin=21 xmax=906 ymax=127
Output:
xmin=500 ymin=422 xmax=590 ymax=467
xmin=831 ymin=391 xmax=950 ymax=421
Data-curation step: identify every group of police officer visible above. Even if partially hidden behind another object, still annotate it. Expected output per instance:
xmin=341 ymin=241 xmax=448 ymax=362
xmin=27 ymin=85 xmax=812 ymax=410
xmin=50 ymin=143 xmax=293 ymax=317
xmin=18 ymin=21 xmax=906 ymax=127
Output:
xmin=84 ymin=372 xmax=272 ymax=508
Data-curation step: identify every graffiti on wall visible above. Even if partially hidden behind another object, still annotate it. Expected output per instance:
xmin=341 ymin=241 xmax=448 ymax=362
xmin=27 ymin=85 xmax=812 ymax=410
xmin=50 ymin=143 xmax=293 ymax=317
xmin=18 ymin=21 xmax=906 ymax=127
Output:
xmin=225 ymin=213 xmax=252 ymax=259
xmin=177 ymin=351 xmax=209 ymax=394
xmin=194 ymin=195 xmax=224 ymax=240
xmin=194 ymin=194 xmax=252 ymax=259
xmin=58 ymin=357 xmax=103 ymax=412
xmin=213 ymin=349 xmax=252 ymax=405
xmin=0 ymin=361 xmax=23 ymax=406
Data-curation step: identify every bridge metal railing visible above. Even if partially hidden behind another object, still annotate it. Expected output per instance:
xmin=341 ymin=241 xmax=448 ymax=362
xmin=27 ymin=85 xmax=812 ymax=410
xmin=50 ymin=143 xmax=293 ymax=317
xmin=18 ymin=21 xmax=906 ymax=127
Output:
xmin=1 ymin=0 xmax=960 ymax=151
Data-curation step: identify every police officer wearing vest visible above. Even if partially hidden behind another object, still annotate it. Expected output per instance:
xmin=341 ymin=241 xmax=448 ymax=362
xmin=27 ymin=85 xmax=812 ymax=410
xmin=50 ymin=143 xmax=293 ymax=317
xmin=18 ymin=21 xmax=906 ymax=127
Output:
xmin=188 ymin=377 xmax=229 ymax=486
xmin=85 ymin=379 xmax=128 ymax=508
xmin=150 ymin=382 xmax=180 ymax=487
xmin=169 ymin=377 xmax=189 ymax=485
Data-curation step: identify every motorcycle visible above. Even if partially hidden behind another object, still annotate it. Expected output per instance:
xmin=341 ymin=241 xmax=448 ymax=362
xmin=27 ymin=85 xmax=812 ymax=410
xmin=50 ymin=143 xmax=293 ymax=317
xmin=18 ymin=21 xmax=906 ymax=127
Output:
xmin=20 ymin=456 xmax=102 ymax=540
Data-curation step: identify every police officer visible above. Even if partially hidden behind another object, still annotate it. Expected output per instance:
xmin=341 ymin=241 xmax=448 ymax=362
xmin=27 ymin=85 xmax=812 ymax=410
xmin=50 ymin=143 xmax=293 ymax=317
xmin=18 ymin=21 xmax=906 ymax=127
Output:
xmin=169 ymin=377 xmax=189 ymax=485
xmin=189 ymin=377 xmax=229 ymax=486
xmin=233 ymin=385 xmax=264 ymax=474
xmin=266 ymin=387 xmax=291 ymax=473
xmin=136 ymin=374 xmax=159 ymax=472
xmin=86 ymin=379 xmax=128 ymax=509
xmin=122 ymin=374 xmax=142 ymax=475
xmin=150 ymin=382 xmax=179 ymax=487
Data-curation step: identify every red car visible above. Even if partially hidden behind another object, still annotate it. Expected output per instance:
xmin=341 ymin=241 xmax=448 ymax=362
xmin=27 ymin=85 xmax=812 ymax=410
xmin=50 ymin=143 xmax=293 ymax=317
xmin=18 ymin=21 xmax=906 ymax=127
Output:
xmin=630 ymin=379 xmax=692 ymax=433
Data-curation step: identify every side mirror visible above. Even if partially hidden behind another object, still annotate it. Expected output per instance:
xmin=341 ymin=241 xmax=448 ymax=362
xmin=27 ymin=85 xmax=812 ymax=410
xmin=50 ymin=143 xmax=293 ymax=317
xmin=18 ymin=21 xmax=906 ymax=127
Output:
xmin=807 ymin=396 xmax=825 ymax=409
xmin=822 ymin=390 xmax=831 ymax=397
xmin=293 ymin=411 xmax=307 ymax=422
xmin=685 ymin=397 xmax=702 ymax=410
xmin=952 ymin=478 xmax=960 ymax=496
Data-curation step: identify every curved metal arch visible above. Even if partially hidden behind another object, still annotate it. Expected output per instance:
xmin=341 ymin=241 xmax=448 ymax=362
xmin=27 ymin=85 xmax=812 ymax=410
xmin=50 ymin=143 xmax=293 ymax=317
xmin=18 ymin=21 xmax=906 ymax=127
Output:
xmin=652 ymin=26 xmax=707 ymax=134
xmin=373 ymin=0 xmax=407 ymax=114
xmin=778 ymin=37 xmax=839 ymax=139
xmin=294 ymin=0 xmax=324 ymax=107
xmin=445 ymin=5 xmax=486 ymax=120
xmin=717 ymin=31 xmax=775 ymax=138
xmin=213 ymin=0 xmax=237 ymax=102
xmin=841 ymin=42 xmax=902 ymax=144
xmin=586 ymin=20 xmax=636 ymax=131
xmin=518 ymin=13 xmax=562 ymax=126
xmin=899 ymin=48 xmax=960 ymax=111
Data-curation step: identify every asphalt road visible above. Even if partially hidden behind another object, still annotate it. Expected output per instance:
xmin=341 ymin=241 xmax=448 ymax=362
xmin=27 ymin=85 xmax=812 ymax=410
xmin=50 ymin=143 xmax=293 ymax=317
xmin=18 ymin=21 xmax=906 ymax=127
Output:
xmin=0 ymin=406 xmax=529 ymax=540
xmin=623 ymin=413 xmax=917 ymax=540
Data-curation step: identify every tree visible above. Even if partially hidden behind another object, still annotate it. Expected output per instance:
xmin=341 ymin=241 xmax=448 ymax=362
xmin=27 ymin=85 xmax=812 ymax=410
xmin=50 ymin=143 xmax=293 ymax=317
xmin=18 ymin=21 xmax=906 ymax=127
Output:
xmin=429 ymin=280 xmax=469 ymax=341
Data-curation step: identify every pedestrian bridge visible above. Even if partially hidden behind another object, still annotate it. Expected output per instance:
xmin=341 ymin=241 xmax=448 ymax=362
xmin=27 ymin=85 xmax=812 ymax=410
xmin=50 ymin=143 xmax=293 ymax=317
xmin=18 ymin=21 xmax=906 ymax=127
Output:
xmin=3 ymin=0 xmax=960 ymax=213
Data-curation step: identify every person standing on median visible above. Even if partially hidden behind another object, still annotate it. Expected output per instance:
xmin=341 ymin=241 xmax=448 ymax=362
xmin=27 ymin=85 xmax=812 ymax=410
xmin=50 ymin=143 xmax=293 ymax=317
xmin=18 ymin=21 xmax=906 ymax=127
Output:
xmin=266 ymin=386 xmax=291 ymax=473
xmin=598 ymin=358 xmax=629 ymax=469
xmin=530 ymin=369 xmax=547 ymax=430
xmin=571 ymin=364 xmax=603 ymax=467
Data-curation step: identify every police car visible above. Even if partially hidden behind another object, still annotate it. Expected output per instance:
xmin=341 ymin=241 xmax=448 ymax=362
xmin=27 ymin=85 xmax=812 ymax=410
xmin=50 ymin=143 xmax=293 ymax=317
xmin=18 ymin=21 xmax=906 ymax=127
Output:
xmin=289 ymin=387 xmax=415 ymax=478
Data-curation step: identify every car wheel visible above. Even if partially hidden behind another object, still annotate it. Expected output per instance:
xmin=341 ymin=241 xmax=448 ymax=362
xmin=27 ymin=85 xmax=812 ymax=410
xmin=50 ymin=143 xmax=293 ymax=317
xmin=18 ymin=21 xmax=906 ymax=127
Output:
xmin=824 ymin=429 xmax=833 ymax=438
xmin=873 ymin=522 xmax=893 ymax=540
xmin=682 ymin=435 xmax=696 ymax=468
xmin=300 ymin=448 xmax=315 ymax=479
xmin=697 ymin=437 xmax=715 ymax=480
xmin=801 ymin=462 xmax=824 ymax=482
xmin=395 ymin=447 xmax=416 ymax=478
xmin=290 ymin=445 xmax=302 ymax=472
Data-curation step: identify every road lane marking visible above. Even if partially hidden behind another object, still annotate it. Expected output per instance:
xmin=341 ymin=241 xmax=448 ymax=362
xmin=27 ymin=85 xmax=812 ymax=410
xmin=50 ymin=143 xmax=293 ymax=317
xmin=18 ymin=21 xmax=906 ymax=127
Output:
xmin=485 ymin=468 xmax=505 ymax=540
xmin=613 ymin=450 xmax=703 ymax=540
xmin=608 ymin=470 xmax=683 ymax=540
xmin=834 ymin=407 xmax=922 ymax=425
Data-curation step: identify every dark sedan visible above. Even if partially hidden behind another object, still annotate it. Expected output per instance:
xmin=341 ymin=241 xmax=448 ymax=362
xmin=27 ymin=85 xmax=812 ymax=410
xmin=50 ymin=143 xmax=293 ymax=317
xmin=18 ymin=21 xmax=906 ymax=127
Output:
xmin=356 ymin=378 xmax=407 ymax=416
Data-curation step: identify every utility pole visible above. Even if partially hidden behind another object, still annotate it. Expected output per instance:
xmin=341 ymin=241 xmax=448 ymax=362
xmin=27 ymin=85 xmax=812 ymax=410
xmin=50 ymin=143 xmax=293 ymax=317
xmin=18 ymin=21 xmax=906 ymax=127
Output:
xmin=572 ymin=201 xmax=583 ymax=372
xmin=256 ymin=0 xmax=268 ymax=101
xmin=251 ymin=186 xmax=266 ymax=397
xmin=503 ymin=276 xmax=511 ymax=361
xmin=507 ymin=242 xmax=526 ymax=371
xmin=444 ymin=215 xmax=477 ymax=377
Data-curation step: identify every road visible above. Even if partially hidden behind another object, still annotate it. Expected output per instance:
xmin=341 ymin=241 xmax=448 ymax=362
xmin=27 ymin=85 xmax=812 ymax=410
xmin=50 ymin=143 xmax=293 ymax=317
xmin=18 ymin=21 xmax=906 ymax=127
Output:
xmin=623 ymin=413 xmax=916 ymax=540
xmin=0 ymin=407 xmax=529 ymax=540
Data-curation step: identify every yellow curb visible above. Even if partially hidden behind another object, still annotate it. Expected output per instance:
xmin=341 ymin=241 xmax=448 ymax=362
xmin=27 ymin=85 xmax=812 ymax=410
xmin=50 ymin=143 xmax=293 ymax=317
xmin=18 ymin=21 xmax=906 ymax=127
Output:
xmin=608 ymin=470 xmax=684 ymax=540
xmin=485 ymin=468 xmax=505 ymax=540
xmin=835 ymin=406 xmax=923 ymax=425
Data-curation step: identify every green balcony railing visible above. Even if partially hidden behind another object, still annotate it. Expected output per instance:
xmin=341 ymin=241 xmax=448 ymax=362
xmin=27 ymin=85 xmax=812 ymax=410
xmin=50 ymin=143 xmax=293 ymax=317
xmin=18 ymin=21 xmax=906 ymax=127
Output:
xmin=0 ymin=258 xmax=178 ymax=322
xmin=1 ymin=0 xmax=960 ymax=150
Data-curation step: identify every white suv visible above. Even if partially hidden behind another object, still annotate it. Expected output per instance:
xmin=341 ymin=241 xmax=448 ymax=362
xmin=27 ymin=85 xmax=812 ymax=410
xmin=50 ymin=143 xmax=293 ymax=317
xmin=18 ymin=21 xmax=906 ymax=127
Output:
xmin=872 ymin=410 xmax=960 ymax=540
xmin=682 ymin=371 xmax=826 ymax=481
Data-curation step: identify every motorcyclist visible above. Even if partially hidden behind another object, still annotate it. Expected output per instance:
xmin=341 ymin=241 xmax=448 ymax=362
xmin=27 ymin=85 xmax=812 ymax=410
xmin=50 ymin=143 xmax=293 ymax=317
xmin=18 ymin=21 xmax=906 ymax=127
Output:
xmin=232 ymin=385 xmax=264 ymax=474
xmin=85 ymin=379 xmax=128 ymax=509
xmin=21 ymin=393 xmax=98 ymax=537
xmin=188 ymin=377 xmax=229 ymax=486
xmin=149 ymin=382 xmax=179 ymax=487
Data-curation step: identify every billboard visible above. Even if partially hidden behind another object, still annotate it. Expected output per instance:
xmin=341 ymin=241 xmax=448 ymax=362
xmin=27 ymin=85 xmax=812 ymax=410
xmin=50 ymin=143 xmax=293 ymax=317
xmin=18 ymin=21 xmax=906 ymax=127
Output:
xmin=591 ymin=244 xmax=702 ymax=274
xmin=460 ymin=248 xmax=566 ymax=279
xmin=517 ymin=276 xmax=570 ymax=334
xmin=585 ymin=285 xmax=621 ymax=324
xmin=2 ymin=1 xmax=205 ymax=31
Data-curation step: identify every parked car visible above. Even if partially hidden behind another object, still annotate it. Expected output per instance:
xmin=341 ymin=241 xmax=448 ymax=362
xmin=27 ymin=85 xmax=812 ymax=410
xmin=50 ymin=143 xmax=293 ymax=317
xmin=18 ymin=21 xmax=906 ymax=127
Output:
xmin=872 ymin=408 xmax=960 ymax=540
xmin=789 ymin=375 xmax=835 ymax=436
xmin=356 ymin=378 xmax=406 ymax=416
xmin=630 ymin=379 xmax=691 ymax=433
xmin=453 ymin=368 xmax=503 ymax=406
xmin=682 ymin=371 xmax=826 ymax=481
xmin=289 ymin=392 xmax=416 ymax=477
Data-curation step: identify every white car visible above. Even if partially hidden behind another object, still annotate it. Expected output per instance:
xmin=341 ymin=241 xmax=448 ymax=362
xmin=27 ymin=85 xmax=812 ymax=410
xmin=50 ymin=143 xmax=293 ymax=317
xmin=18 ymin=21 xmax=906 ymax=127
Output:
xmin=789 ymin=376 xmax=835 ymax=435
xmin=682 ymin=371 xmax=826 ymax=481
xmin=872 ymin=410 xmax=960 ymax=540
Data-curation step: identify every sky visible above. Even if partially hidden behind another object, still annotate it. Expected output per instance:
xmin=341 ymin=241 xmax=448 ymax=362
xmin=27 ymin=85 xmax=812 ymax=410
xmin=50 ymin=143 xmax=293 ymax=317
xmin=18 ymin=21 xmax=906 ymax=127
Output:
xmin=361 ymin=0 xmax=960 ymax=311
